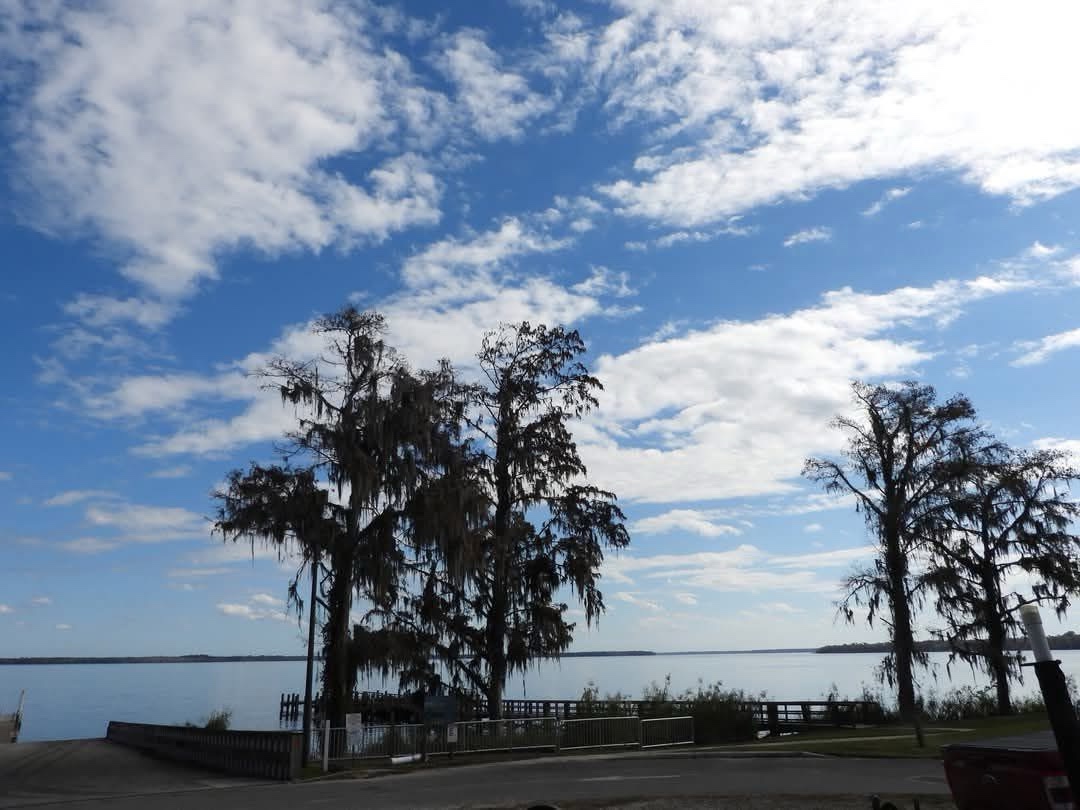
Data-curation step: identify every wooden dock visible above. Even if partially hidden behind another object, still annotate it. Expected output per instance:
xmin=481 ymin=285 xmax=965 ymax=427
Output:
xmin=2 ymin=691 xmax=24 ymax=744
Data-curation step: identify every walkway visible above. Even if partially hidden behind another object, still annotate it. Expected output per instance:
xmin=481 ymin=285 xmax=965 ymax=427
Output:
xmin=0 ymin=739 xmax=264 ymax=808
xmin=1 ymin=747 xmax=949 ymax=809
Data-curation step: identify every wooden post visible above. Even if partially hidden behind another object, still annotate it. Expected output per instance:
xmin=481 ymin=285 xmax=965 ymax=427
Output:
xmin=767 ymin=703 xmax=780 ymax=737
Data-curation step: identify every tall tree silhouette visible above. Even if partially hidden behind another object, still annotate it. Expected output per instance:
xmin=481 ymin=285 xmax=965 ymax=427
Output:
xmin=382 ymin=323 xmax=630 ymax=716
xmin=214 ymin=463 xmax=335 ymax=759
xmin=804 ymin=381 xmax=982 ymax=723
xmin=925 ymin=445 xmax=1080 ymax=714
xmin=251 ymin=308 xmax=482 ymax=727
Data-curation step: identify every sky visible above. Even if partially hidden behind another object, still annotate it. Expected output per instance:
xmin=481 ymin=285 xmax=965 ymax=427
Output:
xmin=4 ymin=0 xmax=1080 ymax=657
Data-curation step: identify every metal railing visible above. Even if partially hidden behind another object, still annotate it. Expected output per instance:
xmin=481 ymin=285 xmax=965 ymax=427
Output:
xmin=314 ymin=713 xmax=694 ymax=769
xmin=315 ymin=723 xmax=425 ymax=763
xmin=641 ymin=716 xmax=694 ymax=749
xmin=559 ymin=715 xmax=641 ymax=751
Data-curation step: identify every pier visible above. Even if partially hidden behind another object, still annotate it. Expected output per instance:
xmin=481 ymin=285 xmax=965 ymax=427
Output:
xmin=279 ymin=690 xmax=881 ymax=736
xmin=1 ymin=691 xmax=23 ymax=744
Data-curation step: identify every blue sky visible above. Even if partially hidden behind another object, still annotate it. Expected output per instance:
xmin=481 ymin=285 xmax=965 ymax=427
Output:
xmin=4 ymin=0 xmax=1080 ymax=657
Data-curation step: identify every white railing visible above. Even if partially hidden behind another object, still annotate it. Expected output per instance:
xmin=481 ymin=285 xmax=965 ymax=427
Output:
xmin=641 ymin=716 xmax=694 ymax=748
xmin=313 ymin=714 xmax=694 ymax=769
xmin=559 ymin=715 xmax=641 ymax=751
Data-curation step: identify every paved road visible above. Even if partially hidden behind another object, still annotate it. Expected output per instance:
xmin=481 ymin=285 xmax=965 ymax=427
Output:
xmin=1 ymin=748 xmax=949 ymax=809
xmin=0 ymin=739 xmax=262 ymax=808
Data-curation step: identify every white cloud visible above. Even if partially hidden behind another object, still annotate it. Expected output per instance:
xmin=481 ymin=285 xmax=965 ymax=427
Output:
xmin=0 ymin=472 xmax=12 ymax=481
xmin=44 ymin=490 xmax=118 ymax=507
xmin=10 ymin=1 xmax=449 ymax=326
xmin=85 ymin=503 xmax=205 ymax=542
xmin=596 ymin=2 xmax=1080 ymax=226
xmin=770 ymin=546 xmax=875 ymax=569
xmin=55 ymin=624 xmax=72 ymax=631
xmin=59 ymin=538 xmax=118 ymax=554
xmin=436 ymin=29 xmax=554 ymax=140
xmin=149 ymin=465 xmax=192 ymax=479
xmin=614 ymin=592 xmax=663 ymax=611
xmin=674 ymin=592 xmax=698 ymax=606
xmin=1027 ymin=241 xmax=1063 ymax=259
xmin=0 ymin=605 xmax=13 ymax=614
xmin=632 ymin=510 xmax=743 ymax=538
xmin=803 ymin=523 xmax=823 ymax=533
xmin=168 ymin=567 xmax=233 ymax=578
xmin=743 ymin=602 xmax=804 ymax=617
xmin=604 ymin=543 xmax=872 ymax=595
xmin=783 ymin=227 xmax=832 ymax=248
xmin=862 ymin=187 xmax=912 ymax=217
xmin=1033 ymin=437 xmax=1080 ymax=463
xmin=579 ymin=271 xmax=1037 ymax=503
xmin=127 ymin=214 xmax=634 ymax=457
xmin=31 ymin=597 xmax=52 ymax=606
xmin=216 ymin=595 xmax=291 ymax=622
xmin=1013 ymin=327 xmax=1080 ymax=367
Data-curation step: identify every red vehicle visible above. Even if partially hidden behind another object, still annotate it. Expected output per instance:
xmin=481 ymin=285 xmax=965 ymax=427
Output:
xmin=944 ymin=731 xmax=1075 ymax=809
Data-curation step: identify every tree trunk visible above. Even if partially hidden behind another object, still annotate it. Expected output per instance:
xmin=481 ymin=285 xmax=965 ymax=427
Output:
xmin=484 ymin=394 xmax=513 ymax=722
xmin=323 ymin=546 xmax=354 ymax=730
xmin=887 ymin=533 xmax=918 ymax=725
xmin=981 ymin=529 xmax=1012 ymax=716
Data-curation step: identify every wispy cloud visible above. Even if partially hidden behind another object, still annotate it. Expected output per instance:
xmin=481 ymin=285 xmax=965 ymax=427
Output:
xmin=605 ymin=544 xmax=873 ymax=595
xmin=149 ymin=465 xmax=192 ymax=479
xmin=0 ymin=605 xmax=13 ymax=615
xmin=0 ymin=471 xmax=11 ymax=481
xmin=31 ymin=597 xmax=52 ymax=606
xmin=1013 ymin=327 xmax=1080 ymax=366
xmin=633 ymin=510 xmax=743 ymax=538
xmin=783 ymin=227 xmax=832 ymax=248
xmin=55 ymin=624 xmax=71 ymax=631
xmin=217 ymin=594 xmax=291 ymax=622
xmin=597 ymin=5 xmax=1080 ymax=226
xmin=862 ymin=187 xmax=912 ymax=217
xmin=44 ymin=490 xmax=118 ymax=507
xmin=614 ymin=592 xmax=664 ymax=612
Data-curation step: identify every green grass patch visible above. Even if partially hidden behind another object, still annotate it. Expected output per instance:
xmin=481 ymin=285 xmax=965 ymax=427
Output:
xmin=727 ymin=712 xmax=1051 ymax=758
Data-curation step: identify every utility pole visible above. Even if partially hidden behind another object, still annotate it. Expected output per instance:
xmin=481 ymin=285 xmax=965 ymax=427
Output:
xmin=301 ymin=552 xmax=319 ymax=764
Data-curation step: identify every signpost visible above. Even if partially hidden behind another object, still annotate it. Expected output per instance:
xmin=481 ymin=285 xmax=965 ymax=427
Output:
xmin=345 ymin=713 xmax=363 ymax=752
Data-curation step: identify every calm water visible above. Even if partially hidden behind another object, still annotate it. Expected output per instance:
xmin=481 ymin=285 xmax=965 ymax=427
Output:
xmin=3 ymin=651 xmax=1078 ymax=742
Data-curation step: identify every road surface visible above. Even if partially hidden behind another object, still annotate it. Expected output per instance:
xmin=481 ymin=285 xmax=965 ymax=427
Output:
xmin=0 ymin=743 xmax=950 ymax=809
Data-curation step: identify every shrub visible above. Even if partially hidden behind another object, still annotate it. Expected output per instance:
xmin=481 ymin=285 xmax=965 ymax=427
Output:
xmin=203 ymin=709 xmax=232 ymax=731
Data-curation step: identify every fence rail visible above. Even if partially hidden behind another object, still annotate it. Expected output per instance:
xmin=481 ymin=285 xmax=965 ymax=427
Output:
xmin=313 ymin=714 xmax=694 ymax=769
xmin=641 ymin=716 xmax=694 ymax=749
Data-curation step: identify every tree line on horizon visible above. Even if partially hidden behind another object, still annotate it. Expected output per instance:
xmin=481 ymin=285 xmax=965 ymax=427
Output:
xmin=806 ymin=381 xmax=1080 ymax=722
xmin=213 ymin=307 xmax=629 ymax=728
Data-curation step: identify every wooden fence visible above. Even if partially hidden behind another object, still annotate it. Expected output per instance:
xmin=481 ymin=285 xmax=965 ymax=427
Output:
xmin=280 ymin=691 xmax=881 ymax=736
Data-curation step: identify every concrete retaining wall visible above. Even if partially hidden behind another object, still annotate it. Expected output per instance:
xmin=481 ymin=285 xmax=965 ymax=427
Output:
xmin=106 ymin=721 xmax=302 ymax=780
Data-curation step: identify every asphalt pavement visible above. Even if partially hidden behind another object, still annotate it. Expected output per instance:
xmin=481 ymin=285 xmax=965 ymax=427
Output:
xmin=0 ymin=739 xmax=262 ymax=808
xmin=0 ymin=745 xmax=950 ymax=809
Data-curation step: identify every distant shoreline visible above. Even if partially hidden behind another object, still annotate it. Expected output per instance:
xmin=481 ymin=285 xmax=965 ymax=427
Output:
xmin=0 ymin=648 xmax=819 ymax=665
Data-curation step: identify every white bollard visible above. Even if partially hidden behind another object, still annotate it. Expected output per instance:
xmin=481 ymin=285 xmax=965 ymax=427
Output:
xmin=1021 ymin=604 xmax=1054 ymax=662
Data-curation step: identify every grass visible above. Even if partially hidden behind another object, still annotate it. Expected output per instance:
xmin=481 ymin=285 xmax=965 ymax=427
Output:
xmin=725 ymin=712 xmax=1052 ymax=758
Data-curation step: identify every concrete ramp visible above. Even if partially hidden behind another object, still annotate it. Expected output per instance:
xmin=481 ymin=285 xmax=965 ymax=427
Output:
xmin=0 ymin=739 xmax=265 ymax=808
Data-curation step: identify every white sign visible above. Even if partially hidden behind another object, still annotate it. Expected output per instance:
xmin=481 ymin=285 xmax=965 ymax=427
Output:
xmin=446 ymin=723 xmax=458 ymax=744
xmin=345 ymin=713 xmax=363 ymax=749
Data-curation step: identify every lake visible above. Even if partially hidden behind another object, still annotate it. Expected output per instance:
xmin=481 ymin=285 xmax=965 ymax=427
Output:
xmin=4 ymin=650 xmax=1078 ymax=742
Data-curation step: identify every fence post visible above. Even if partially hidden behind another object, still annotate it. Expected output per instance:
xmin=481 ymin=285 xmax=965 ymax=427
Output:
xmin=321 ymin=721 xmax=329 ymax=773
xmin=638 ymin=716 xmax=643 ymax=749
xmin=555 ymin=719 xmax=561 ymax=753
